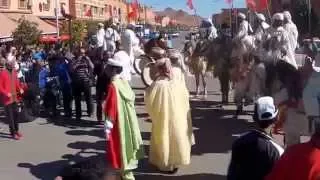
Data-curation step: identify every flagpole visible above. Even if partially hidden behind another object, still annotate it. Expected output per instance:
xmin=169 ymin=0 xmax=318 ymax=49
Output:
xmin=266 ymin=0 xmax=272 ymax=22
xmin=193 ymin=8 xmax=197 ymax=28
xmin=307 ymin=0 xmax=311 ymax=35
xmin=231 ymin=1 xmax=234 ymax=38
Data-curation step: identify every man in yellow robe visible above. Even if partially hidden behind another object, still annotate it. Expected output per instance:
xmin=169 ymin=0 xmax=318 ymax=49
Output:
xmin=145 ymin=57 xmax=195 ymax=173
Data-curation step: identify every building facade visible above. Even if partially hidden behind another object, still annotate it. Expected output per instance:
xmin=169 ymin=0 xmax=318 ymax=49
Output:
xmin=32 ymin=0 xmax=70 ymax=18
xmin=0 ymin=0 xmax=57 ymax=40
xmin=140 ymin=6 xmax=156 ymax=25
xmin=69 ymin=0 xmax=128 ymax=24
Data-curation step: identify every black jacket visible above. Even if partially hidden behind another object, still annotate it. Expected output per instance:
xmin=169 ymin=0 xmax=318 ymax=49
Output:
xmin=227 ymin=130 xmax=283 ymax=180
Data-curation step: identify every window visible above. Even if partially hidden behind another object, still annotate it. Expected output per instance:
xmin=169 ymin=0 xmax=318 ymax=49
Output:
xmin=18 ymin=0 xmax=27 ymax=9
xmin=82 ymin=4 xmax=87 ymax=15
xmin=105 ymin=5 xmax=108 ymax=15
xmin=113 ymin=7 xmax=117 ymax=16
xmin=0 ymin=0 xmax=10 ymax=8
xmin=43 ymin=0 xmax=50 ymax=11
xmin=109 ymin=5 xmax=113 ymax=16
xmin=93 ymin=6 xmax=98 ymax=16
xmin=60 ymin=2 xmax=66 ymax=13
xmin=100 ymin=8 xmax=104 ymax=16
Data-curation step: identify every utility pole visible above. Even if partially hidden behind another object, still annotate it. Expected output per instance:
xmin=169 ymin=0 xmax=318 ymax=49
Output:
xmin=55 ymin=0 xmax=60 ymax=38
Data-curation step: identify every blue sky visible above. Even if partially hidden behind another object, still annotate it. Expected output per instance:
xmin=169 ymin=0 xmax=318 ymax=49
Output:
xmin=138 ymin=0 xmax=246 ymax=17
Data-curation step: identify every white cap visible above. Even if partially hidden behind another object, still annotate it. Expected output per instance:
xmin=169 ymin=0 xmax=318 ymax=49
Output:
xmin=283 ymin=11 xmax=292 ymax=20
xmin=98 ymin=23 xmax=104 ymax=27
xmin=256 ymin=96 xmax=278 ymax=121
xmin=272 ymin=13 xmax=284 ymax=21
xmin=107 ymin=58 xmax=123 ymax=67
xmin=238 ymin=12 xmax=246 ymax=19
xmin=256 ymin=13 xmax=266 ymax=21
xmin=114 ymin=51 xmax=130 ymax=62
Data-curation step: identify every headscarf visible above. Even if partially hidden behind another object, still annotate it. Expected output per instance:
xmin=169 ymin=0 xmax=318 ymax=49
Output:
xmin=155 ymin=58 xmax=172 ymax=79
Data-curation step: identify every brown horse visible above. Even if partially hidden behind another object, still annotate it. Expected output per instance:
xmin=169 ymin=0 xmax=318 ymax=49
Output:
xmin=189 ymin=39 xmax=212 ymax=96
xmin=204 ymin=34 xmax=233 ymax=104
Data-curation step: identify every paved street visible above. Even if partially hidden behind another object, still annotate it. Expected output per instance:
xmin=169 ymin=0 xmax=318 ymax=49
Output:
xmin=0 ymin=32 xmax=299 ymax=180
xmin=0 ymin=74 xmax=262 ymax=180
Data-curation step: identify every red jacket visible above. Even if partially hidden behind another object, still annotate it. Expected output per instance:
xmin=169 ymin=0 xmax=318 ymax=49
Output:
xmin=266 ymin=136 xmax=320 ymax=180
xmin=0 ymin=69 xmax=22 ymax=105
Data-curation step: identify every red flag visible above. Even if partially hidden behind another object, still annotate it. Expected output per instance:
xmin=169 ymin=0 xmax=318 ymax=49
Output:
xmin=132 ymin=0 xmax=139 ymax=12
xmin=84 ymin=6 xmax=92 ymax=17
xmin=225 ymin=0 xmax=233 ymax=5
xmin=246 ymin=0 xmax=268 ymax=11
xmin=129 ymin=0 xmax=138 ymax=19
xmin=187 ymin=0 xmax=194 ymax=10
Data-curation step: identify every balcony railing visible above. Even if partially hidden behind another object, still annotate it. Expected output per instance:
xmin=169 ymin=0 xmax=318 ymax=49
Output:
xmin=0 ymin=0 xmax=10 ymax=9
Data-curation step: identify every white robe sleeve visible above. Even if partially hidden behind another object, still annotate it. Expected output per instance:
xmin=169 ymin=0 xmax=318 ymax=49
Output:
xmin=235 ymin=21 xmax=248 ymax=40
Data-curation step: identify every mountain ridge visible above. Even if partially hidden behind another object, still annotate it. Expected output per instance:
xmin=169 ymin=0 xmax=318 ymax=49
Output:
xmin=155 ymin=8 xmax=202 ymax=27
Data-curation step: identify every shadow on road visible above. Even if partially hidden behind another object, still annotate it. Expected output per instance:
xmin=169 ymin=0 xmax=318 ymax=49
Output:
xmin=190 ymin=100 xmax=253 ymax=155
xmin=67 ymin=140 xmax=105 ymax=152
xmin=18 ymin=153 xmax=104 ymax=180
xmin=66 ymin=128 xmax=104 ymax=138
xmin=136 ymin=174 xmax=226 ymax=180
xmin=135 ymin=173 xmax=226 ymax=180
xmin=45 ymin=117 xmax=101 ymax=129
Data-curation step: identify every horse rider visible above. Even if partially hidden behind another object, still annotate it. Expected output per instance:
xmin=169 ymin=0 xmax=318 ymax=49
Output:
xmin=262 ymin=13 xmax=292 ymax=94
xmin=254 ymin=13 xmax=270 ymax=47
xmin=105 ymin=20 xmax=120 ymax=55
xmin=264 ymin=13 xmax=297 ymax=68
xmin=96 ymin=23 xmax=105 ymax=59
xmin=217 ymin=23 xmax=233 ymax=104
xmin=283 ymin=11 xmax=299 ymax=64
xmin=234 ymin=12 xmax=254 ymax=54
xmin=121 ymin=23 xmax=140 ymax=73
xmin=207 ymin=19 xmax=218 ymax=40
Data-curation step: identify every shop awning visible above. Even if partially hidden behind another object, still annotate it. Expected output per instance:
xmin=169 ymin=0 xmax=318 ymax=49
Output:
xmin=39 ymin=34 xmax=70 ymax=43
xmin=0 ymin=13 xmax=18 ymax=38
xmin=2 ymin=13 xmax=57 ymax=34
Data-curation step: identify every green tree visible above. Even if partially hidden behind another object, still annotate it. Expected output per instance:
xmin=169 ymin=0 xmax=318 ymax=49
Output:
xmin=61 ymin=20 xmax=87 ymax=46
xmin=12 ymin=17 xmax=42 ymax=48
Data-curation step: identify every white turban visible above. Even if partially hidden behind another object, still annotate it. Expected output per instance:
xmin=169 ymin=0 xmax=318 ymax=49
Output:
xmin=238 ymin=12 xmax=246 ymax=19
xmin=107 ymin=58 xmax=123 ymax=67
xmin=256 ymin=13 xmax=266 ymax=21
xmin=272 ymin=13 xmax=284 ymax=21
xmin=98 ymin=23 xmax=104 ymax=27
xmin=283 ymin=11 xmax=292 ymax=21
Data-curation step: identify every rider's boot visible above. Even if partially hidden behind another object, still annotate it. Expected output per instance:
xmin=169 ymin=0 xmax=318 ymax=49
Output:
xmin=221 ymin=94 xmax=226 ymax=104
xmin=203 ymin=88 xmax=208 ymax=97
xmin=195 ymin=88 xmax=200 ymax=97
xmin=225 ymin=93 xmax=229 ymax=104
xmin=235 ymin=104 xmax=243 ymax=118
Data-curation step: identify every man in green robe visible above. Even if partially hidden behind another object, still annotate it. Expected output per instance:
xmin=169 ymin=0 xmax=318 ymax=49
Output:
xmin=104 ymin=58 xmax=144 ymax=180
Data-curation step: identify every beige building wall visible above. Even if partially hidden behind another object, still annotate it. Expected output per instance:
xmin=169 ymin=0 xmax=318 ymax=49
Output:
xmin=138 ymin=6 xmax=155 ymax=25
xmin=145 ymin=8 xmax=156 ymax=25
xmin=70 ymin=0 xmax=127 ymax=23
xmin=161 ymin=16 xmax=170 ymax=27
xmin=32 ymin=0 xmax=70 ymax=18
xmin=106 ymin=0 xmax=127 ymax=24
xmin=0 ymin=0 xmax=32 ymax=13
